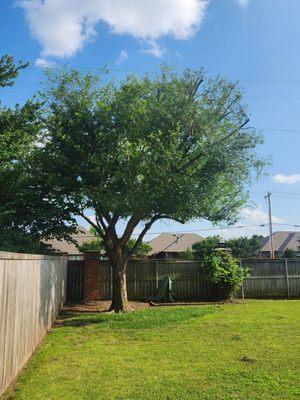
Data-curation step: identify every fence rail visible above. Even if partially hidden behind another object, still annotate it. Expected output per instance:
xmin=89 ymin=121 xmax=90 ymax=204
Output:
xmin=241 ymin=259 xmax=300 ymax=298
xmin=0 ymin=252 xmax=67 ymax=396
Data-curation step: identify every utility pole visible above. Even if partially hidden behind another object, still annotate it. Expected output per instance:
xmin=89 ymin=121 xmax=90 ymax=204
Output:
xmin=265 ymin=192 xmax=275 ymax=259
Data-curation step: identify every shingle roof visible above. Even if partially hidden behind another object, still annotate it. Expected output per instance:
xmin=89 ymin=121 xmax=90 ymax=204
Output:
xmin=44 ymin=225 xmax=97 ymax=255
xmin=260 ymin=231 xmax=300 ymax=252
xmin=148 ymin=233 xmax=203 ymax=255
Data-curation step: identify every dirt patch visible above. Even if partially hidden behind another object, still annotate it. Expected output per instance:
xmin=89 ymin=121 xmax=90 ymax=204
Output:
xmin=63 ymin=301 xmax=150 ymax=313
xmin=62 ymin=299 xmax=241 ymax=314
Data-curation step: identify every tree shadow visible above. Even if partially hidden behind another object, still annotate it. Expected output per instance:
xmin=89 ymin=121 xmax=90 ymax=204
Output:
xmin=54 ymin=316 xmax=105 ymax=328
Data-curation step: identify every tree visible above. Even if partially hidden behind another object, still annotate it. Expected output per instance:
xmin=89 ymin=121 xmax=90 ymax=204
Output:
xmin=193 ymin=234 xmax=264 ymax=260
xmin=0 ymin=54 xmax=28 ymax=87
xmin=0 ymin=55 xmax=77 ymax=253
xmin=183 ymin=247 xmax=194 ymax=260
xmin=0 ymin=55 xmax=41 ymax=252
xmin=125 ymin=239 xmax=152 ymax=259
xmin=226 ymin=235 xmax=264 ymax=258
xmin=192 ymin=236 xmax=221 ymax=259
xmin=281 ymin=248 xmax=297 ymax=258
xmin=31 ymin=66 xmax=265 ymax=312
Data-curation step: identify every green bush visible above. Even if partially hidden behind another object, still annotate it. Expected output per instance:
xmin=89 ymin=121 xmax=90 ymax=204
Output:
xmin=201 ymin=249 xmax=248 ymax=298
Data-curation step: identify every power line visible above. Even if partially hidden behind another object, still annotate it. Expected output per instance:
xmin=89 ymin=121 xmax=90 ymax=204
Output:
xmin=273 ymin=191 xmax=300 ymax=196
xmin=23 ymin=63 xmax=300 ymax=85
xmin=261 ymin=128 xmax=300 ymax=132
xmin=72 ymin=224 xmax=267 ymax=238
xmin=72 ymin=222 xmax=300 ymax=239
xmin=5 ymin=87 xmax=300 ymax=113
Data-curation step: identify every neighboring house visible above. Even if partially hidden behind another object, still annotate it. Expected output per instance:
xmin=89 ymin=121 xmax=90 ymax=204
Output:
xmin=259 ymin=231 xmax=300 ymax=258
xmin=148 ymin=233 xmax=203 ymax=259
xmin=45 ymin=225 xmax=97 ymax=255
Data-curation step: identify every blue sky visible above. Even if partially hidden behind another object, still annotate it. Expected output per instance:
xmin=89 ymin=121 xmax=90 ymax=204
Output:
xmin=1 ymin=0 xmax=300 ymax=240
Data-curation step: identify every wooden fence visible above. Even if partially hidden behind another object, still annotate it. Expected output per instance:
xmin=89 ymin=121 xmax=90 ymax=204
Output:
xmin=99 ymin=260 xmax=220 ymax=301
xmin=98 ymin=258 xmax=300 ymax=301
xmin=0 ymin=252 xmax=67 ymax=396
xmin=241 ymin=259 xmax=300 ymax=298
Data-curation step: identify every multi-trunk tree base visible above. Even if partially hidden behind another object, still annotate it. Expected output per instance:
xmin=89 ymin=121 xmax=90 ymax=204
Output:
xmin=109 ymin=301 xmax=133 ymax=313
xmin=109 ymin=255 xmax=133 ymax=313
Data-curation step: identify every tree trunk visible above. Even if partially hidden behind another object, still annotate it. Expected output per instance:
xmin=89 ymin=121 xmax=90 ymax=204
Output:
xmin=109 ymin=251 xmax=132 ymax=313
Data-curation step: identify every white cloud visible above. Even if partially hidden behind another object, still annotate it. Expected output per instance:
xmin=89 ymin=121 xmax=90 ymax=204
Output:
xmin=272 ymin=174 xmax=300 ymax=184
xmin=116 ymin=50 xmax=129 ymax=64
xmin=235 ymin=0 xmax=249 ymax=6
xmin=204 ymin=205 xmax=284 ymax=240
xmin=240 ymin=205 xmax=284 ymax=224
xmin=142 ymin=40 xmax=165 ymax=58
xmin=18 ymin=0 xmax=208 ymax=59
xmin=35 ymin=57 xmax=56 ymax=68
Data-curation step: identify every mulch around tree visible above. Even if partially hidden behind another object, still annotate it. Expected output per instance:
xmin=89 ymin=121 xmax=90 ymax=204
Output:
xmin=62 ymin=299 xmax=237 ymax=313
xmin=63 ymin=301 xmax=150 ymax=313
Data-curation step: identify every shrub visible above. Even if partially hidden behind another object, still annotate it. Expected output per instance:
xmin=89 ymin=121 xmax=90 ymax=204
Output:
xmin=201 ymin=249 xmax=248 ymax=298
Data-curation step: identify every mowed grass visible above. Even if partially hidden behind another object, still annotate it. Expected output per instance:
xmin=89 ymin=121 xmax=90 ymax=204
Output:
xmin=4 ymin=300 xmax=300 ymax=400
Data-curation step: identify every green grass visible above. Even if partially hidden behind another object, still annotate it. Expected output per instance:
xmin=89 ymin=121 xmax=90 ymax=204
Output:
xmin=4 ymin=300 xmax=300 ymax=400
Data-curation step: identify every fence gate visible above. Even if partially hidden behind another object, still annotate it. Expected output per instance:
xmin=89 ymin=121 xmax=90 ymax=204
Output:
xmin=67 ymin=260 xmax=84 ymax=302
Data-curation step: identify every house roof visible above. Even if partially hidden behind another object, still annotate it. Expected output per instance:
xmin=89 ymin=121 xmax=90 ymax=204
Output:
xmin=148 ymin=233 xmax=203 ymax=255
xmin=45 ymin=225 xmax=97 ymax=255
xmin=260 ymin=231 xmax=300 ymax=253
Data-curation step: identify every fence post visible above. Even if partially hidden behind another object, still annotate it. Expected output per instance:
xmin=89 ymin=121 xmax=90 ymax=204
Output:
xmin=240 ymin=259 xmax=245 ymax=300
xmin=155 ymin=260 xmax=159 ymax=290
xmin=110 ymin=264 xmax=113 ymax=300
xmin=285 ymin=258 xmax=290 ymax=299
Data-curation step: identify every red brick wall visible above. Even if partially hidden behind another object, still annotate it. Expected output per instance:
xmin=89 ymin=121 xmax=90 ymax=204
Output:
xmin=83 ymin=252 xmax=100 ymax=302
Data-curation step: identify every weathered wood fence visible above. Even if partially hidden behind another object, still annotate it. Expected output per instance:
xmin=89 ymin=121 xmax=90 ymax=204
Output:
xmin=241 ymin=259 xmax=300 ymax=298
xmin=99 ymin=260 xmax=221 ymax=301
xmin=97 ymin=258 xmax=300 ymax=301
xmin=0 ymin=252 xmax=67 ymax=396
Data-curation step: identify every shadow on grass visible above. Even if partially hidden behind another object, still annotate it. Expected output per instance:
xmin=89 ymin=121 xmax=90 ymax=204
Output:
xmin=54 ymin=312 xmax=108 ymax=328
xmin=54 ymin=305 xmax=220 ymax=330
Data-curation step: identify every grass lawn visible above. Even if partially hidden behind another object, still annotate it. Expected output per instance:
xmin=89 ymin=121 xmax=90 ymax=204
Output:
xmin=4 ymin=300 xmax=300 ymax=400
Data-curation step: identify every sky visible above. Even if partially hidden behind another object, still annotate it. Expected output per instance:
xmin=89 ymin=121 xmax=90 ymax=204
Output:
xmin=1 ymin=0 xmax=300 ymax=241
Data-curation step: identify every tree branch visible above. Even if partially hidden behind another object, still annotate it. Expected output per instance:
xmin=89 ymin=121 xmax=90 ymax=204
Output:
xmin=95 ymin=214 xmax=108 ymax=233
xmin=77 ymin=210 xmax=105 ymax=239
xmin=176 ymin=118 xmax=250 ymax=173
xmin=189 ymin=76 xmax=204 ymax=100
xmin=119 ymin=214 xmax=140 ymax=248
xmin=216 ymin=94 xmax=241 ymax=123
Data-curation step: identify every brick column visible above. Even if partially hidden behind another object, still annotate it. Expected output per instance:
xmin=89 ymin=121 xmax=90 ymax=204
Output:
xmin=83 ymin=252 xmax=100 ymax=302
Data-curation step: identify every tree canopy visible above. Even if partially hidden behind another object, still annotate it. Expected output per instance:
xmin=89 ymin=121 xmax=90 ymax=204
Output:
xmin=0 ymin=55 xmax=77 ymax=253
xmin=35 ymin=67 xmax=264 ymax=231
